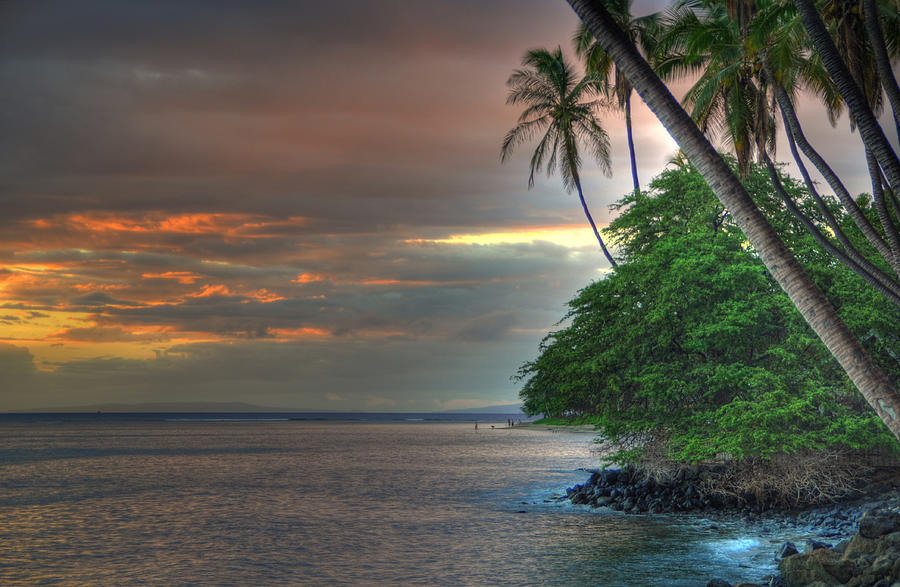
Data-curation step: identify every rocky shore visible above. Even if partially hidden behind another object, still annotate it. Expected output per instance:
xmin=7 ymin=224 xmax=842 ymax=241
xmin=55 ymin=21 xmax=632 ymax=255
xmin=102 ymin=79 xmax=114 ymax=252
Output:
xmin=563 ymin=466 xmax=900 ymax=586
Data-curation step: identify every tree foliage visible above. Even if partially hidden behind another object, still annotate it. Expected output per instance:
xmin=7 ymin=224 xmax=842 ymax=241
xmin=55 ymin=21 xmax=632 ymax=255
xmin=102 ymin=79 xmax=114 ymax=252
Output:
xmin=517 ymin=162 xmax=900 ymax=463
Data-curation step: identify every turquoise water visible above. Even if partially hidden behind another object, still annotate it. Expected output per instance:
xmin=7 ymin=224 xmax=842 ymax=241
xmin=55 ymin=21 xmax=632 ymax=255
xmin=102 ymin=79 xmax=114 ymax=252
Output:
xmin=0 ymin=419 xmax=798 ymax=585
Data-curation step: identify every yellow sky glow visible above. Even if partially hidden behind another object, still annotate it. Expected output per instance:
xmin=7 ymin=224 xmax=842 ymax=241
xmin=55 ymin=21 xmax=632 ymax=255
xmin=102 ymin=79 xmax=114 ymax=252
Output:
xmin=408 ymin=224 xmax=602 ymax=248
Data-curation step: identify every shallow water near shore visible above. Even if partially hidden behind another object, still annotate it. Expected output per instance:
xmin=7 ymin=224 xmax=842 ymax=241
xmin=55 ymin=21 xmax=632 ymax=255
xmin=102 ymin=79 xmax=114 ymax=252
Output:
xmin=0 ymin=418 xmax=812 ymax=585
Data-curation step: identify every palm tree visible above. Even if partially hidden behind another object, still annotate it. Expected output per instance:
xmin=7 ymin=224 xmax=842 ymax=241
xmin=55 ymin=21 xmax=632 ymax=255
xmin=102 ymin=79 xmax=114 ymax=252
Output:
xmin=656 ymin=0 xmax=774 ymax=178
xmin=573 ymin=0 xmax=660 ymax=196
xmin=659 ymin=0 xmax=900 ymax=295
xmin=565 ymin=0 xmax=900 ymax=440
xmin=795 ymin=0 xmax=900 ymax=191
xmin=794 ymin=0 xmax=900 ymax=269
xmin=501 ymin=46 xmax=618 ymax=267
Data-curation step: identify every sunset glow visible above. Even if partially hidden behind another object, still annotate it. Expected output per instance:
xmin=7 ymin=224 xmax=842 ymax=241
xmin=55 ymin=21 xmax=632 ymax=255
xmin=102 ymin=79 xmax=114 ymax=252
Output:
xmin=0 ymin=0 xmax=872 ymax=412
xmin=410 ymin=224 xmax=601 ymax=248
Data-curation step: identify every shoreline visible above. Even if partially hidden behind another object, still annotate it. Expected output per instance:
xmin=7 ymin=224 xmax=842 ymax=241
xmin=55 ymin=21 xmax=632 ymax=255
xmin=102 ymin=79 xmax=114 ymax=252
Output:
xmin=562 ymin=466 xmax=900 ymax=585
xmin=513 ymin=421 xmax=600 ymax=433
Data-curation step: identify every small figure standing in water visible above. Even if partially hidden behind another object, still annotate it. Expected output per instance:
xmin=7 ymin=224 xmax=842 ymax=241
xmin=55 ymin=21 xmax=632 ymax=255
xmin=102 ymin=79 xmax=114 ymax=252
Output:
xmin=474 ymin=422 xmax=478 ymax=431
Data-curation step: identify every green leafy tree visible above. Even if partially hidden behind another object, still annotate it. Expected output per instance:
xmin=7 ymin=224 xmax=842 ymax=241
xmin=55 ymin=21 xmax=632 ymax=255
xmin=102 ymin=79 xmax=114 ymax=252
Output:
xmin=565 ymin=0 xmax=900 ymax=441
xmin=518 ymin=161 xmax=900 ymax=463
xmin=501 ymin=46 xmax=618 ymax=267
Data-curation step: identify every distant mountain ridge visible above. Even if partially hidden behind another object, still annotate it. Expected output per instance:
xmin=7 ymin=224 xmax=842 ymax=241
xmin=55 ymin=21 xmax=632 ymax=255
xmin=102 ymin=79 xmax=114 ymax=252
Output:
xmin=13 ymin=402 xmax=289 ymax=413
xmin=436 ymin=403 xmax=525 ymax=414
xmin=12 ymin=401 xmax=527 ymax=414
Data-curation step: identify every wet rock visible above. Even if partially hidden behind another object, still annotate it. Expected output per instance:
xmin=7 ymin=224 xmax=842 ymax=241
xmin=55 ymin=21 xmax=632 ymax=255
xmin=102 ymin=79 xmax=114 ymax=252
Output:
xmin=858 ymin=508 xmax=900 ymax=539
xmin=804 ymin=539 xmax=832 ymax=553
xmin=705 ymin=580 xmax=731 ymax=587
xmin=778 ymin=548 xmax=855 ymax=586
xmin=838 ymin=534 xmax=882 ymax=559
xmin=777 ymin=542 xmax=799 ymax=559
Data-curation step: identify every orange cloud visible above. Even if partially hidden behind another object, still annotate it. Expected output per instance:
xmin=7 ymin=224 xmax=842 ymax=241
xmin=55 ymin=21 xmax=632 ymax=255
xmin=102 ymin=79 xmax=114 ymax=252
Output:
xmin=267 ymin=327 xmax=331 ymax=339
xmin=141 ymin=271 xmax=202 ymax=284
xmin=188 ymin=284 xmax=235 ymax=298
xmin=293 ymin=273 xmax=326 ymax=284
xmin=23 ymin=212 xmax=308 ymax=242
xmin=247 ymin=289 xmax=285 ymax=303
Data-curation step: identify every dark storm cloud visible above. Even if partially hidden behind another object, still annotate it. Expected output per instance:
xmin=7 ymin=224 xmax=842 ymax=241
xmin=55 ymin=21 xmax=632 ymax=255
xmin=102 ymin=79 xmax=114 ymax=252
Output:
xmin=0 ymin=0 xmax=583 ymax=232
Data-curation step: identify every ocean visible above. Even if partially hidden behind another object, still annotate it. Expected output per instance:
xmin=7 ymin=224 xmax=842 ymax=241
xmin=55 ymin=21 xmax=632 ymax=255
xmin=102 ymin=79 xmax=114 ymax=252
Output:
xmin=0 ymin=414 xmax=803 ymax=585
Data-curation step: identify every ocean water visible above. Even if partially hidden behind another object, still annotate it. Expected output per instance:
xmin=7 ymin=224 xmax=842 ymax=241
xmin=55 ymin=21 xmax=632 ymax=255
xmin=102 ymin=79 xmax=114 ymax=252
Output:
xmin=0 ymin=416 xmax=801 ymax=585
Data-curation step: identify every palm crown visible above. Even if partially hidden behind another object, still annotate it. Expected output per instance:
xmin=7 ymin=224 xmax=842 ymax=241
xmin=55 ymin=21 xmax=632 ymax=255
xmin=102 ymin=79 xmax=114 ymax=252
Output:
xmin=501 ymin=46 xmax=617 ymax=265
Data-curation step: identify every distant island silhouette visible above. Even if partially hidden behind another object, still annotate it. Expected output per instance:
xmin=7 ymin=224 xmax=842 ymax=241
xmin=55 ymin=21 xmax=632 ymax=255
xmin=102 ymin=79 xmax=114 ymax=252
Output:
xmin=11 ymin=401 xmax=526 ymax=415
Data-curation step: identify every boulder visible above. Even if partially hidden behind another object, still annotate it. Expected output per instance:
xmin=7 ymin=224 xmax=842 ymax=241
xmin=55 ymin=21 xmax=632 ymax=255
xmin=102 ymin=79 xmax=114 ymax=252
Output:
xmin=805 ymin=540 xmax=832 ymax=553
xmin=842 ymin=534 xmax=882 ymax=559
xmin=858 ymin=508 xmax=900 ymax=539
xmin=778 ymin=548 xmax=855 ymax=587
xmin=777 ymin=542 xmax=800 ymax=559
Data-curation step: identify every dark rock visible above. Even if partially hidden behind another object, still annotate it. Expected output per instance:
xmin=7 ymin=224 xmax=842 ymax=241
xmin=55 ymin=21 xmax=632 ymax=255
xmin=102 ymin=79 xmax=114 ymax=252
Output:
xmin=843 ymin=534 xmax=883 ymax=559
xmin=777 ymin=542 xmax=799 ymax=559
xmin=832 ymin=539 xmax=851 ymax=555
xmin=778 ymin=548 xmax=855 ymax=586
xmin=859 ymin=508 xmax=900 ymax=539
xmin=870 ymin=554 xmax=894 ymax=577
xmin=804 ymin=539 xmax=832 ymax=553
xmin=705 ymin=580 xmax=731 ymax=587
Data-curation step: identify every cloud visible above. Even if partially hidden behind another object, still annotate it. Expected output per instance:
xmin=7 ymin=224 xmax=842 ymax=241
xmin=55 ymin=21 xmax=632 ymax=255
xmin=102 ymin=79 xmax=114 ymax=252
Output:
xmin=455 ymin=312 xmax=518 ymax=342
xmin=50 ymin=326 xmax=169 ymax=343
xmin=4 ymin=0 xmax=873 ymax=412
xmin=0 ymin=343 xmax=37 ymax=377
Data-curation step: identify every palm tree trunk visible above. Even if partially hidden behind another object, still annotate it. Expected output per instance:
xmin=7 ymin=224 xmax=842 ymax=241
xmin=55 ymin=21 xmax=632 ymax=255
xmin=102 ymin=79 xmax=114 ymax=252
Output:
xmin=572 ymin=168 xmax=617 ymax=267
xmin=625 ymin=93 xmax=640 ymax=196
xmin=761 ymin=59 xmax=894 ymax=263
xmin=794 ymin=0 xmax=900 ymax=193
xmin=781 ymin=118 xmax=900 ymax=293
xmin=567 ymin=0 xmax=900 ymax=440
xmin=866 ymin=148 xmax=900 ymax=272
xmin=763 ymin=152 xmax=900 ymax=306
xmin=862 ymin=0 xmax=900 ymax=143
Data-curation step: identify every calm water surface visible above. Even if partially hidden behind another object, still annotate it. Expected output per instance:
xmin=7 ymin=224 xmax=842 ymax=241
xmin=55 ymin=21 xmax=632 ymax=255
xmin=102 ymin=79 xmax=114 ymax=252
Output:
xmin=0 ymin=420 xmax=802 ymax=585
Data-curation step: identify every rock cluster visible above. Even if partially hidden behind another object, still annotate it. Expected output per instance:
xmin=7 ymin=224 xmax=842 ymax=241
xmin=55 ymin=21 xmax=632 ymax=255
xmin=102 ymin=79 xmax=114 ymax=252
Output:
xmin=567 ymin=466 xmax=760 ymax=514
xmin=777 ymin=507 xmax=900 ymax=586
xmin=566 ymin=466 xmax=900 ymax=517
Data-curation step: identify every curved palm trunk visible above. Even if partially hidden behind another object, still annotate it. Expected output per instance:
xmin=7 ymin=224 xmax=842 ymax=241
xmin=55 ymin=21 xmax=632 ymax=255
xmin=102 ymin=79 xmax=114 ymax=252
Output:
xmin=862 ymin=0 xmax=900 ymax=143
xmin=794 ymin=0 xmax=900 ymax=193
xmin=763 ymin=152 xmax=900 ymax=306
xmin=567 ymin=0 xmax=900 ymax=440
xmin=762 ymin=60 xmax=894 ymax=263
xmin=781 ymin=119 xmax=900 ymax=295
xmin=866 ymin=149 xmax=900 ymax=271
xmin=572 ymin=168 xmax=618 ymax=267
xmin=624 ymin=93 xmax=640 ymax=196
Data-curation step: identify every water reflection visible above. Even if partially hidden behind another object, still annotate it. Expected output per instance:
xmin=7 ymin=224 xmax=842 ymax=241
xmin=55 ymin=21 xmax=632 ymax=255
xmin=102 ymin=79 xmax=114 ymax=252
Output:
xmin=0 ymin=421 xmax=793 ymax=585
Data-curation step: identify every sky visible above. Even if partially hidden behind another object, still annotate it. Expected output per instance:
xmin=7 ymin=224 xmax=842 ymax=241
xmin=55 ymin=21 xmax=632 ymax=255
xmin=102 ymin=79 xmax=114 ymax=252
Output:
xmin=0 ymin=0 xmax=885 ymax=411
